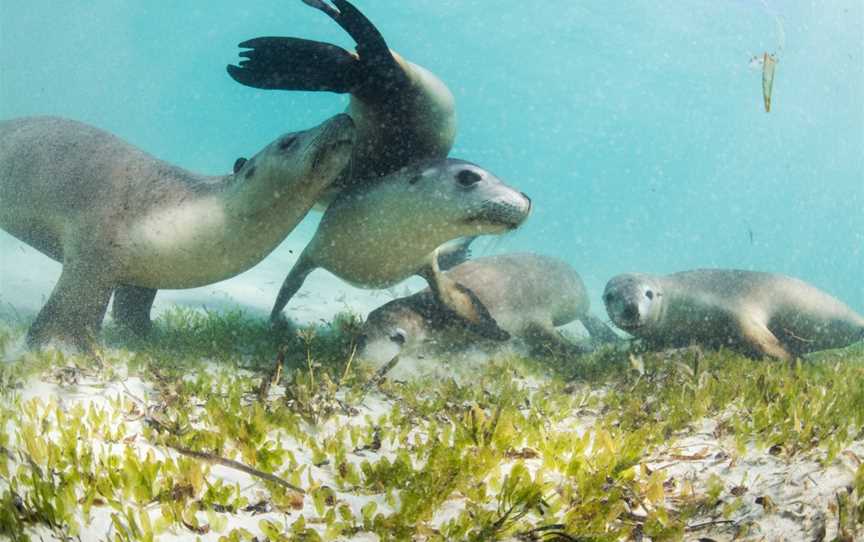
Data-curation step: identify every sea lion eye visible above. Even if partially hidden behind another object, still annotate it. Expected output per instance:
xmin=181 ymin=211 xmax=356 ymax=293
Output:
xmin=279 ymin=135 xmax=298 ymax=150
xmin=645 ymin=290 xmax=654 ymax=300
xmin=233 ymin=157 xmax=247 ymax=173
xmin=389 ymin=328 xmax=406 ymax=345
xmin=456 ymin=169 xmax=482 ymax=187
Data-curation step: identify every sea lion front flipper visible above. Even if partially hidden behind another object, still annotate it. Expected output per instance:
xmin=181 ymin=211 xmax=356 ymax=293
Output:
xmin=580 ymin=314 xmax=624 ymax=345
xmin=436 ymin=236 xmax=477 ymax=271
xmin=419 ymin=254 xmax=509 ymax=341
xmin=27 ymin=261 xmax=113 ymax=351
xmin=227 ymin=37 xmax=360 ymax=93
xmin=112 ymin=285 xmax=158 ymax=337
xmin=270 ymin=254 xmax=316 ymax=324
xmin=737 ymin=316 xmax=792 ymax=361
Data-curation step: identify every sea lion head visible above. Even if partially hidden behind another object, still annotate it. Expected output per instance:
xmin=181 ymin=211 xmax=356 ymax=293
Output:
xmin=226 ymin=113 xmax=355 ymax=217
xmin=357 ymin=299 xmax=429 ymax=363
xmin=399 ymin=159 xmax=532 ymax=239
xmin=603 ymin=273 xmax=665 ymax=333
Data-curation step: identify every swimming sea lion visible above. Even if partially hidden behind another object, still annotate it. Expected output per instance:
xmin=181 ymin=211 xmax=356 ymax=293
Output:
xmin=358 ymin=253 xmax=621 ymax=362
xmin=227 ymin=0 xmax=455 ymax=203
xmin=229 ymin=0 xmax=527 ymax=337
xmin=270 ymin=160 xmax=532 ymax=340
xmin=603 ymin=270 xmax=864 ymax=361
xmin=0 ymin=114 xmax=355 ymax=347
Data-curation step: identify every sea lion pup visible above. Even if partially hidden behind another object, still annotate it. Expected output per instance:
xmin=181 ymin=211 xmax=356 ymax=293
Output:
xmin=0 ymin=114 xmax=355 ymax=348
xmin=357 ymin=253 xmax=622 ymax=362
xmin=226 ymin=0 xmax=456 ymax=201
xmin=603 ymin=270 xmax=864 ymax=361
xmin=270 ymin=160 xmax=532 ymax=340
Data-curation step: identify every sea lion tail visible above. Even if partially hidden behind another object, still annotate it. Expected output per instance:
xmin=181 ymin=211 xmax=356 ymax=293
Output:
xmin=227 ymin=37 xmax=361 ymax=93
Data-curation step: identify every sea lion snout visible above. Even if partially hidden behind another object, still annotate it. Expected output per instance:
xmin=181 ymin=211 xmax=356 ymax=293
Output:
xmin=311 ymin=113 xmax=356 ymax=150
xmin=470 ymin=191 xmax=531 ymax=230
xmin=604 ymin=291 xmax=639 ymax=329
xmin=306 ymin=114 xmax=356 ymax=171
xmin=618 ymin=303 xmax=640 ymax=325
xmin=603 ymin=274 xmax=658 ymax=331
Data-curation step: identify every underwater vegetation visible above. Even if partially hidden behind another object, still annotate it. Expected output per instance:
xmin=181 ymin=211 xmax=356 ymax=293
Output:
xmin=0 ymin=308 xmax=862 ymax=541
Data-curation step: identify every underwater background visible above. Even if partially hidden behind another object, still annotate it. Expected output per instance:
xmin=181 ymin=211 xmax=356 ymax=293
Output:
xmin=1 ymin=0 xmax=862 ymax=320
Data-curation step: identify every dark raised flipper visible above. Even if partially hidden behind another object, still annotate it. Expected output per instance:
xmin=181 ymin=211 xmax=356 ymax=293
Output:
xmin=303 ymin=0 xmax=391 ymax=67
xmin=228 ymin=0 xmax=405 ymax=97
xmin=227 ymin=37 xmax=360 ymax=93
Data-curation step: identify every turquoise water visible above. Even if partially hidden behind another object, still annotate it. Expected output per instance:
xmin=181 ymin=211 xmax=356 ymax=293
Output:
xmin=1 ymin=0 xmax=862 ymax=315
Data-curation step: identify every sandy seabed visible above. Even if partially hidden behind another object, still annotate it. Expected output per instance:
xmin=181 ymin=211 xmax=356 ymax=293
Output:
xmin=1 ymin=230 xmax=863 ymax=541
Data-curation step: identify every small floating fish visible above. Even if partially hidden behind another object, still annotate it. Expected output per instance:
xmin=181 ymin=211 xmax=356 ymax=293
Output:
xmin=752 ymin=52 xmax=779 ymax=112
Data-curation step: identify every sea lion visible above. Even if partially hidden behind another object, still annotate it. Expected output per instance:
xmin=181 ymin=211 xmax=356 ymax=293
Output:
xmin=227 ymin=0 xmax=455 ymax=203
xmin=358 ymin=253 xmax=622 ymax=362
xmin=228 ymin=0 xmax=527 ymax=337
xmin=603 ymin=270 xmax=864 ymax=361
xmin=270 ymin=159 xmax=532 ymax=340
xmin=0 ymin=114 xmax=355 ymax=347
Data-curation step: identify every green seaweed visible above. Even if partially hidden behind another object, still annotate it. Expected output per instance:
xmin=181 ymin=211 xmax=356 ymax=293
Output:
xmin=0 ymin=310 xmax=862 ymax=540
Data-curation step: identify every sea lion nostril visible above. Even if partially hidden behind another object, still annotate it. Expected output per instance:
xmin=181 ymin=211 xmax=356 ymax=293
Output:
xmin=621 ymin=304 xmax=639 ymax=321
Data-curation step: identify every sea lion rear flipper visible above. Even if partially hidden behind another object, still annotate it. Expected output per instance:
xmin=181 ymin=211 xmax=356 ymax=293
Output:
xmin=270 ymin=255 xmax=316 ymax=324
xmin=420 ymin=257 xmax=509 ymax=341
xmin=580 ymin=314 xmax=624 ymax=345
xmin=436 ymin=236 xmax=477 ymax=271
xmin=738 ymin=316 xmax=792 ymax=361
xmin=227 ymin=0 xmax=405 ymax=95
xmin=227 ymin=37 xmax=360 ymax=93
xmin=523 ymin=321 xmax=592 ymax=358
xmin=304 ymin=0 xmax=394 ymax=69
xmin=112 ymin=285 xmax=157 ymax=337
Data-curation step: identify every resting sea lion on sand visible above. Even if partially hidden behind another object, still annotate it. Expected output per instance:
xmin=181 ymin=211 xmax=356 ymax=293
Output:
xmin=603 ymin=270 xmax=864 ymax=361
xmin=358 ymin=253 xmax=621 ymax=362
xmin=0 ymin=114 xmax=355 ymax=347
